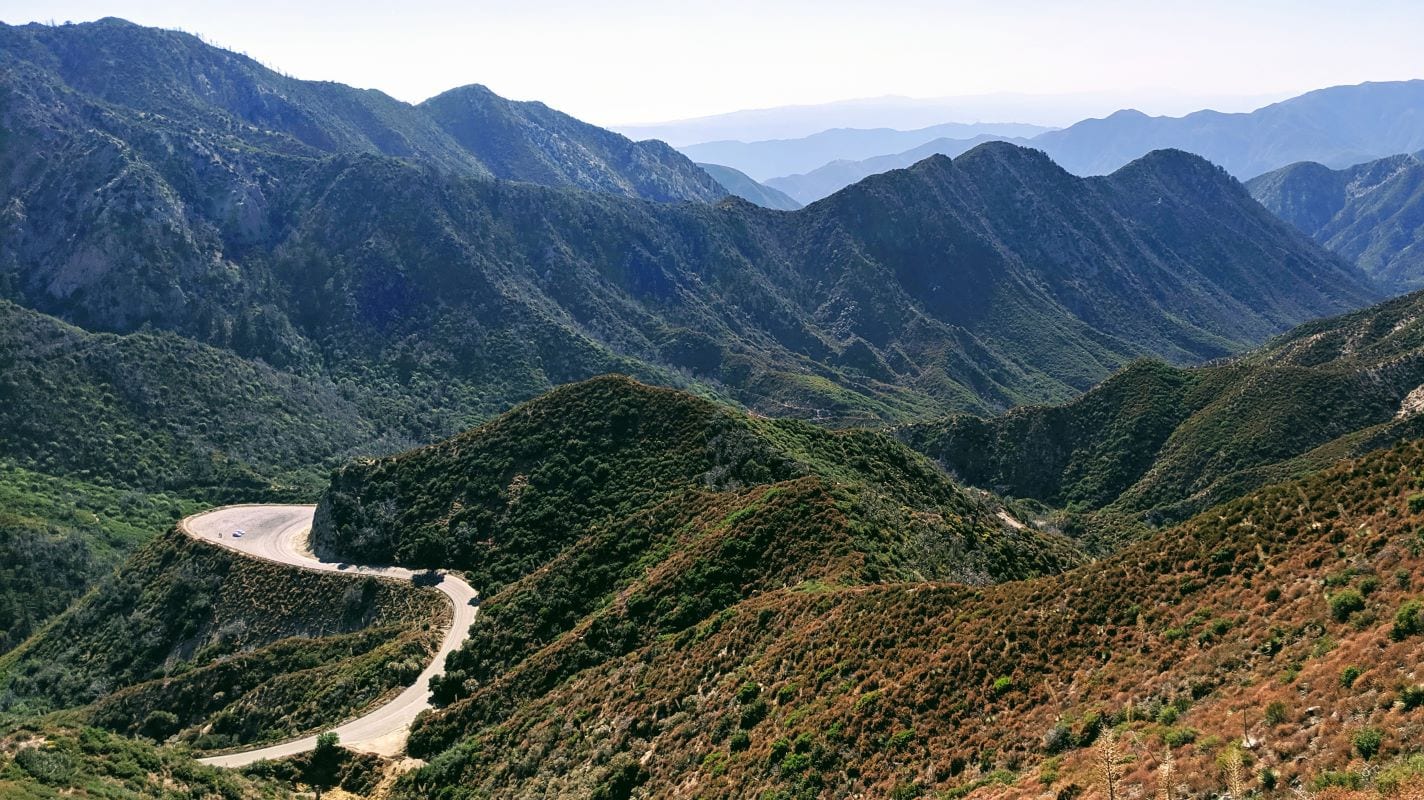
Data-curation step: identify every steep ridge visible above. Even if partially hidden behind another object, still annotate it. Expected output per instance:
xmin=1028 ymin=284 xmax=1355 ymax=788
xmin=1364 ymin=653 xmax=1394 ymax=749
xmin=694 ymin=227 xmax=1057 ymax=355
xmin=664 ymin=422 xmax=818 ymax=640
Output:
xmin=0 ymin=17 xmax=722 ymax=202
xmin=903 ymin=289 xmax=1424 ymax=535
xmin=697 ymin=162 xmax=803 ymax=210
xmin=312 ymin=375 xmax=1080 ymax=585
xmin=793 ymin=146 xmax=1375 ymax=375
xmin=320 ymin=395 xmax=1424 ymax=798
xmin=1031 ymin=79 xmax=1424 ymax=178
xmin=419 ymin=84 xmax=725 ymax=203
xmin=1248 ymin=153 xmax=1424 ymax=291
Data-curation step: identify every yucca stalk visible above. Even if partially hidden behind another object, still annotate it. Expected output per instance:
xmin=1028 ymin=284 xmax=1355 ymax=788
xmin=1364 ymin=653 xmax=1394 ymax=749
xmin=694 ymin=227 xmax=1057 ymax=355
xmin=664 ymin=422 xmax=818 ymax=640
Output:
xmin=1098 ymin=727 xmax=1123 ymax=800
xmin=1155 ymin=746 xmax=1176 ymax=800
xmin=1223 ymin=745 xmax=1246 ymax=799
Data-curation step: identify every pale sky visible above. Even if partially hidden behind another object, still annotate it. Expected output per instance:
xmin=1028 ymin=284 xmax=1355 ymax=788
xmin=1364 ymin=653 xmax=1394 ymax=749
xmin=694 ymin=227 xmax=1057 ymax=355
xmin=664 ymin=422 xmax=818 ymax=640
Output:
xmin=4 ymin=0 xmax=1423 ymax=126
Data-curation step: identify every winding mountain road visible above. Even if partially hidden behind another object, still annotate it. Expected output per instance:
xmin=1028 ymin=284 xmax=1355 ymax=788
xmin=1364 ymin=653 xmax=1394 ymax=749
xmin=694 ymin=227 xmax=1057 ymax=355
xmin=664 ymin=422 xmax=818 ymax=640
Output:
xmin=180 ymin=505 xmax=478 ymax=767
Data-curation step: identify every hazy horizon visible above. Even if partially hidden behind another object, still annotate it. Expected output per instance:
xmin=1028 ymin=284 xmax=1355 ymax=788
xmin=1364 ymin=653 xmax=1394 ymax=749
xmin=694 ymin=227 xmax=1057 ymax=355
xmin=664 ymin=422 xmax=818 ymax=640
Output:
xmin=5 ymin=0 xmax=1423 ymax=133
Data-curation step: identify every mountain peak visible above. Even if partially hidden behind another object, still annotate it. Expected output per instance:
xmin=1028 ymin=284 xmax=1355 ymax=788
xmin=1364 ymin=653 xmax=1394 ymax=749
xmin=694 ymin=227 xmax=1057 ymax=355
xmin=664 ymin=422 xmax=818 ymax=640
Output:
xmin=1105 ymin=148 xmax=1237 ymax=192
xmin=908 ymin=152 xmax=954 ymax=171
xmin=954 ymin=139 xmax=1058 ymax=166
xmin=1115 ymin=147 xmax=1225 ymax=175
xmin=418 ymin=80 xmax=726 ymax=202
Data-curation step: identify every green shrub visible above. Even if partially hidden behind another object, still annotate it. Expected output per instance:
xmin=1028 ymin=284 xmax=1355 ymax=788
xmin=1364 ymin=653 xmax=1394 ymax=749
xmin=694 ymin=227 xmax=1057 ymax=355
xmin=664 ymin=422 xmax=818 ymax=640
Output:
xmin=1392 ymin=599 xmax=1423 ymax=640
xmin=1263 ymin=701 xmax=1289 ymax=726
xmin=1353 ymin=727 xmax=1384 ymax=760
xmin=1162 ymin=727 xmax=1198 ymax=747
xmin=13 ymin=745 xmax=78 ymax=786
xmin=889 ymin=782 xmax=923 ymax=800
xmin=1039 ymin=756 xmax=1062 ymax=786
xmin=1375 ymin=754 xmax=1424 ymax=794
xmin=700 ymin=751 xmax=726 ymax=776
xmin=1329 ymin=589 xmax=1365 ymax=622
xmin=139 ymin=710 xmax=180 ymax=741
xmin=887 ymin=730 xmax=915 ymax=751
xmin=1042 ymin=723 xmax=1072 ymax=754
xmin=1340 ymin=665 xmax=1362 ymax=688
xmin=1075 ymin=711 xmax=1104 ymax=747
xmin=739 ymin=699 xmax=768 ymax=729
xmin=1399 ymin=685 xmax=1424 ymax=711
xmin=737 ymin=681 xmax=761 ymax=704
xmin=590 ymin=753 xmax=648 ymax=800
xmin=991 ymin=676 xmax=1013 ymax=696
xmin=1313 ymin=770 xmax=1366 ymax=791
xmin=729 ymin=731 xmax=750 ymax=752
xmin=1408 ymin=492 xmax=1424 ymax=514
xmin=775 ymin=683 xmax=798 ymax=705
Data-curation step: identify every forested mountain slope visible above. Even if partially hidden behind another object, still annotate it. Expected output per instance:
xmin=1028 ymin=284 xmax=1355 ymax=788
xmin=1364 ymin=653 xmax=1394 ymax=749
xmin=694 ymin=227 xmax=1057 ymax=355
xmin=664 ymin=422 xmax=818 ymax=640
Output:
xmin=0 ymin=61 xmax=1378 ymax=426
xmin=312 ymin=384 xmax=1424 ymax=799
xmin=903 ymin=289 xmax=1424 ymax=533
xmin=1248 ymin=153 xmax=1424 ymax=291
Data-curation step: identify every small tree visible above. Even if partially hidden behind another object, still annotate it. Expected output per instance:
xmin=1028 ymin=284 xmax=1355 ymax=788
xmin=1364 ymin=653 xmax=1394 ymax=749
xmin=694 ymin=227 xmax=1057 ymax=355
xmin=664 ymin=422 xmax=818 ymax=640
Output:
xmin=303 ymin=731 xmax=341 ymax=798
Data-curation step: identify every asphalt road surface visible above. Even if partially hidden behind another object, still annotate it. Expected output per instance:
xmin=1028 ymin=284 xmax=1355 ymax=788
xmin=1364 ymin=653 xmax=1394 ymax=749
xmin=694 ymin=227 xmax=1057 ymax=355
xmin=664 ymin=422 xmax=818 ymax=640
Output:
xmin=180 ymin=505 xmax=478 ymax=767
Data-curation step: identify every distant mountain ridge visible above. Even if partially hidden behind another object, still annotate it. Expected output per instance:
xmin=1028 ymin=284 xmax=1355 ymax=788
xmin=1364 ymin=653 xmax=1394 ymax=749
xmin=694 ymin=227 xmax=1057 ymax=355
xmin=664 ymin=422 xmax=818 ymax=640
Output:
xmin=1032 ymin=79 xmax=1424 ymax=178
xmin=723 ymin=80 xmax=1424 ymax=201
xmin=614 ymin=89 xmax=1282 ymax=145
xmin=764 ymin=134 xmax=1034 ymax=203
xmin=0 ymin=17 xmax=725 ymax=203
xmin=679 ymin=122 xmax=1051 ymax=180
xmin=1247 ymin=152 xmax=1424 ymax=291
